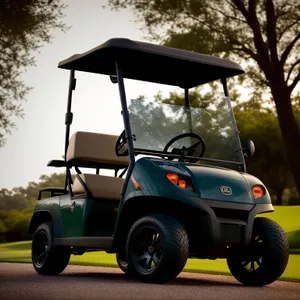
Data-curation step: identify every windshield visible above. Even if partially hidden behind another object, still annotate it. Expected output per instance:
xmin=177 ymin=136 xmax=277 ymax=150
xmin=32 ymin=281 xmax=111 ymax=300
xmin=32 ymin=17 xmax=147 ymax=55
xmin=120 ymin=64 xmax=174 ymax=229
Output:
xmin=127 ymin=95 xmax=241 ymax=164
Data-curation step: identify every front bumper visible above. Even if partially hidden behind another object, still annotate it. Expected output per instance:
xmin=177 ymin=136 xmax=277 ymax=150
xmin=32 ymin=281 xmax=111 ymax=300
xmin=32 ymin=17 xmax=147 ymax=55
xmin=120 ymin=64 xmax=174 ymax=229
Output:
xmin=201 ymin=199 xmax=274 ymax=244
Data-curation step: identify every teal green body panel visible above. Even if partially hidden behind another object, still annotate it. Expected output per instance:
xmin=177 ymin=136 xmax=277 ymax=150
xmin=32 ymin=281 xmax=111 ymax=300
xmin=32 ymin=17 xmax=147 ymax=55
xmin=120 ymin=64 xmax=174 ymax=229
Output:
xmin=32 ymin=195 xmax=116 ymax=238
xmin=119 ymin=159 xmax=202 ymax=212
xmin=59 ymin=194 xmax=90 ymax=237
xmin=122 ymin=157 xmax=271 ymax=204
xmin=186 ymin=165 xmax=254 ymax=204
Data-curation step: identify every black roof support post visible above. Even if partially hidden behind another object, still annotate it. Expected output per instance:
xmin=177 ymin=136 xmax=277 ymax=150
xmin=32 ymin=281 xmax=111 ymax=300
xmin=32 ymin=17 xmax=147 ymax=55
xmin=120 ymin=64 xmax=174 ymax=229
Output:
xmin=64 ymin=69 xmax=76 ymax=190
xmin=221 ymin=78 xmax=246 ymax=172
xmin=116 ymin=61 xmax=135 ymax=195
xmin=184 ymin=88 xmax=190 ymax=108
xmin=184 ymin=88 xmax=193 ymax=134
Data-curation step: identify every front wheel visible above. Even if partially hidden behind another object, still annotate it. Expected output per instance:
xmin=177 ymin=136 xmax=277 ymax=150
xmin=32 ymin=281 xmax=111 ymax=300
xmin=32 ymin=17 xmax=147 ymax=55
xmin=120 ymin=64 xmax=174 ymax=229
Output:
xmin=227 ymin=217 xmax=289 ymax=286
xmin=32 ymin=221 xmax=71 ymax=275
xmin=126 ymin=214 xmax=189 ymax=284
xmin=116 ymin=251 xmax=131 ymax=274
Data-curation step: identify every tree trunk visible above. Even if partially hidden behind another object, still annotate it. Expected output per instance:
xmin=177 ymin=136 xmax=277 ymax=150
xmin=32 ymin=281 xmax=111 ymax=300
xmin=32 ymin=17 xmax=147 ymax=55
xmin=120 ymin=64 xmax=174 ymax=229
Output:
xmin=275 ymin=189 xmax=284 ymax=205
xmin=272 ymin=85 xmax=300 ymax=197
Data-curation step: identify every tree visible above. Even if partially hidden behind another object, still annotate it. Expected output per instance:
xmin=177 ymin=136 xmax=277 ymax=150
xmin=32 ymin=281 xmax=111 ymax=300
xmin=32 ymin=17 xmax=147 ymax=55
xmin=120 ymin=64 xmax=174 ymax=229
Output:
xmin=0 ymin=209 xmax=33 ymax=242
xmin=0 ymin=172 xmax=66 ymax=210
xmin=107 ymin=0 xmax=300 ymax=196
xmin=0 ymin=218 xmax=7 ymax=242
xmin=0 ymin=172 xmax=66 ymax=242
xmin=0 ymin=188 xmax=29 ymax=211
xmin=235 ymin=109 xmax=294 ymax=205
xmin=0 ymin=0 xmax=68 ymax=147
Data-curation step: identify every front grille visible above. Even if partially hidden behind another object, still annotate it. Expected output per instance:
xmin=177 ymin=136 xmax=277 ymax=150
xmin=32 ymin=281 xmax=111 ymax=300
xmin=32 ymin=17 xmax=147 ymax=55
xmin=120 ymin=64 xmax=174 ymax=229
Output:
xmin=211 ymin=207 xmax=249 ymax=222
xmin=220 ymin=223 xmax=242 ymax=243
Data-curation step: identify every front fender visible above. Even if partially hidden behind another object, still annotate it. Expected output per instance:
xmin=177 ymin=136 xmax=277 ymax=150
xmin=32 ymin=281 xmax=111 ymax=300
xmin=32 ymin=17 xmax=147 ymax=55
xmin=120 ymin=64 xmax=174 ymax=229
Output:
xmin=244 ymin=203 xmax=274 ymax=243
xmin=117 ymin=158 xmax=222 ymax=244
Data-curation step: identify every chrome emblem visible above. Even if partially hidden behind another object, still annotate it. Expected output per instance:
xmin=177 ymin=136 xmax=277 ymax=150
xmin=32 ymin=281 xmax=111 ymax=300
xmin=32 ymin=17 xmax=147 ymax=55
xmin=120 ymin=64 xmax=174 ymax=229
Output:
xmin=220 ymin=186 xmax=232 ymax=196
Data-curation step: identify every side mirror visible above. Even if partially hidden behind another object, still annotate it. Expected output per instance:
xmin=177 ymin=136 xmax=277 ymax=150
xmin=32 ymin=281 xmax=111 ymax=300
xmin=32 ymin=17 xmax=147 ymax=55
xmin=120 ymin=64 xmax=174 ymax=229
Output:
xmin=110 ymin=76 xmax=118 ymax=84
xmin=244 ymin=140 xmax=255 ymax=157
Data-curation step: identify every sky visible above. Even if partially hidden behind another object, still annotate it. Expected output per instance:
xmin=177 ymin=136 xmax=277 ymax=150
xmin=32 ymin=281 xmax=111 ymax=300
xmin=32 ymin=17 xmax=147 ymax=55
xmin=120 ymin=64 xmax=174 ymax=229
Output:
xmin=0 ymin=0 xmax=178 ymax=189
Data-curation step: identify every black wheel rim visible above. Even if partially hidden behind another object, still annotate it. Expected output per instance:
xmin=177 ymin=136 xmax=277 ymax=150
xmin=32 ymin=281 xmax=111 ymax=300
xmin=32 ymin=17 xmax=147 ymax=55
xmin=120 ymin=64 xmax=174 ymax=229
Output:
xmin=130 ymin=226 xmax=163 ymax=274
xmin=241 ymin=235 xmax=264 ymax=272
xmin=32 ymin=230 xmax=49 ymax=267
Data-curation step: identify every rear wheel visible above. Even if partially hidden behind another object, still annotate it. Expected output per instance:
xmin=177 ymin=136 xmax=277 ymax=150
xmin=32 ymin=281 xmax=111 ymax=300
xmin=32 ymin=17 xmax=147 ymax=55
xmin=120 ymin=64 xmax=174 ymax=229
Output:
xmin=32 ymin=221 xmax=70 ymax=275
xmin=227 ymin=217 xmax=289 ymax=286
xmin=126 ymin=214 xmax=189 ymax=283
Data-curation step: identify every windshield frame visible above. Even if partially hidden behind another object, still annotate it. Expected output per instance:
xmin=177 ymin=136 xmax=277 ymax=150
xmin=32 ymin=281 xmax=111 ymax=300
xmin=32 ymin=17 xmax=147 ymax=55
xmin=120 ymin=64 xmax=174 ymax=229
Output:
xmin=133 ymin=148 xmax=243 ymax=167
xmin=124 ymin=82 xmax=246 ymax=170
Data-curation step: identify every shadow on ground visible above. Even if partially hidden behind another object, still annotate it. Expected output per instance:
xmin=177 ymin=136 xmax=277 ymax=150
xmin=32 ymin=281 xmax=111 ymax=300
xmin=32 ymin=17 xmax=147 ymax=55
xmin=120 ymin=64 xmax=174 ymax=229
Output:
xmin=61 ymin=271 xmax=244 ymax=287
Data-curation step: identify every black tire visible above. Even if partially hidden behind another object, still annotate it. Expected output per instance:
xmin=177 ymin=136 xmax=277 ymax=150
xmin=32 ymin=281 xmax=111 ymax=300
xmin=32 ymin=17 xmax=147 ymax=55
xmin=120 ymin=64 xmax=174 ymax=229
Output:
xmin=126 ymin=214 xmax=189 ymax=283
xmin=116 ymin=251 xmax=131 ymax=274
xmin=227 ymin=217 xmax=289 ymax=286
xmin=32 ymin=221 xmax=71 ymax=275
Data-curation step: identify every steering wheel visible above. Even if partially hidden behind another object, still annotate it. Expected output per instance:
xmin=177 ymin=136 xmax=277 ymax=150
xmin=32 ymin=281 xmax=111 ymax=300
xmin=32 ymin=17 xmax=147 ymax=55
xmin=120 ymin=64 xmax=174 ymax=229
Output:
xmin=163 ymin=133 xmax=206 ymax=159
xmin=115 ymin=130 xmax=129 ymax=156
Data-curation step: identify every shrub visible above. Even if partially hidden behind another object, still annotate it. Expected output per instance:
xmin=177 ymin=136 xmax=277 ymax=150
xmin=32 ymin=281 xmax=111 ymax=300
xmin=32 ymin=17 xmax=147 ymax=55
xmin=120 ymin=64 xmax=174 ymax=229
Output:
xmin=287 ymin=230 xmax=300 ymax=249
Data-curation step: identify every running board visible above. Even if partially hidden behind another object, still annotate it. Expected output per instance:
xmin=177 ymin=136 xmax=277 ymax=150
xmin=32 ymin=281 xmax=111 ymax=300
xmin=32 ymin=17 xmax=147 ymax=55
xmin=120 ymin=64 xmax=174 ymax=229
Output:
xmin=54 ymin=237 xmax=113 ymax=249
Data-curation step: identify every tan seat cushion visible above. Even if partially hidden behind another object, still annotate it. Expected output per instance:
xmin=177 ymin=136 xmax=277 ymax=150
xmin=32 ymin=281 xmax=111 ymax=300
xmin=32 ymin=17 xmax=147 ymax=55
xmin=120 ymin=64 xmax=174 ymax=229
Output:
xmin=66 ymin=131 xmax=129 ymax=167
xmin=72 ymin=174 xmax=124 ymax=201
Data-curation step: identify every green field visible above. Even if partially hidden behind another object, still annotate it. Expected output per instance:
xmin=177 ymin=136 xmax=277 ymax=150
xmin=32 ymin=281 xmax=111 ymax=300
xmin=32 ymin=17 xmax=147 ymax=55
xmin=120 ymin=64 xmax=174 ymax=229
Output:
xmin=0 ymin=241 xmax=299 ymax=281
xmin=0 ymin=206 xmax=299 ymax=281
xmin=265 ymin=206 xmax=300 ymax=233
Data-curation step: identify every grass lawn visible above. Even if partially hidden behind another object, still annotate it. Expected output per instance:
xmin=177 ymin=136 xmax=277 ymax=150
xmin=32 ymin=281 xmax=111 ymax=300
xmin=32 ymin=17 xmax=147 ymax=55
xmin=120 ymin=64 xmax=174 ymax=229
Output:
xmin=265 ymin=206 xmax=300 ymax=233
xmin=0 ymin=241 xmax=299 ymax=282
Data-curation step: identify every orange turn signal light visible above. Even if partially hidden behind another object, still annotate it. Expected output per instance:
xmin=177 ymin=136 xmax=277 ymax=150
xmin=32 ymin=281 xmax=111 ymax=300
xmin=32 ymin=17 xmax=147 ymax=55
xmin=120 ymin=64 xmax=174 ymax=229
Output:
xmin=166 ymin=173 xmax=187 ymax=189
xmin=178 ymin=179 xmax=187 ymax=189
xmin=252 ymin=185 xmax=265 ymax=198
xmin=131 ymin=175 xmax=140 ymax=189
xmin=166 ymin=173 xmax=179 ymax=185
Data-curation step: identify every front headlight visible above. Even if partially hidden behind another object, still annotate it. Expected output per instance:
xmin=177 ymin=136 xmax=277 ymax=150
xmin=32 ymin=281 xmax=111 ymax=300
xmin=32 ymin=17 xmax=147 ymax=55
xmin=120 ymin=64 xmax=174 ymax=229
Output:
xmin=252 ymin=185 xmax=265 ymax=198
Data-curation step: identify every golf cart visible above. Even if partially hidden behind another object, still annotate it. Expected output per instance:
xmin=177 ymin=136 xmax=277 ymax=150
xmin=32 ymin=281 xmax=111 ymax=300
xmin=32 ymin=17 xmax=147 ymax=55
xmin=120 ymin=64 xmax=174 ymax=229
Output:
xmin=29 ymin=38 xmax=289 ymax=285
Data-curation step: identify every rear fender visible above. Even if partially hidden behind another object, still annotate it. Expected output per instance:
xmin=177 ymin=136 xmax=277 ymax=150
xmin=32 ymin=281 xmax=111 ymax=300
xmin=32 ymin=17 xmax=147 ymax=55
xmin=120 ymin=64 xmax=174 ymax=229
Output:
xmin=29 ymin=211 xmax=52 ymax=234
xmin=29 ymin=197 xmax=65 ymax=238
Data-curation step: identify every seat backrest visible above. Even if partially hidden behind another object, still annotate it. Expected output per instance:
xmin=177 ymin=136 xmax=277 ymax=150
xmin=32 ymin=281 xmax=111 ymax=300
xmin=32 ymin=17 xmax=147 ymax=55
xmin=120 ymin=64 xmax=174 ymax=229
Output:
xmin=66 ymin=131 xmax=129 ymax=168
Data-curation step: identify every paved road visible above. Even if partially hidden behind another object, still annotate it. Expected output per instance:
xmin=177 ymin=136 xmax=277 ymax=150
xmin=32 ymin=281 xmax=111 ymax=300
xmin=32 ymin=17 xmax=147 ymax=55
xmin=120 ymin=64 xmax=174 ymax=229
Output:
xmin=0 ymin=263 xmax=299 ymax=300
